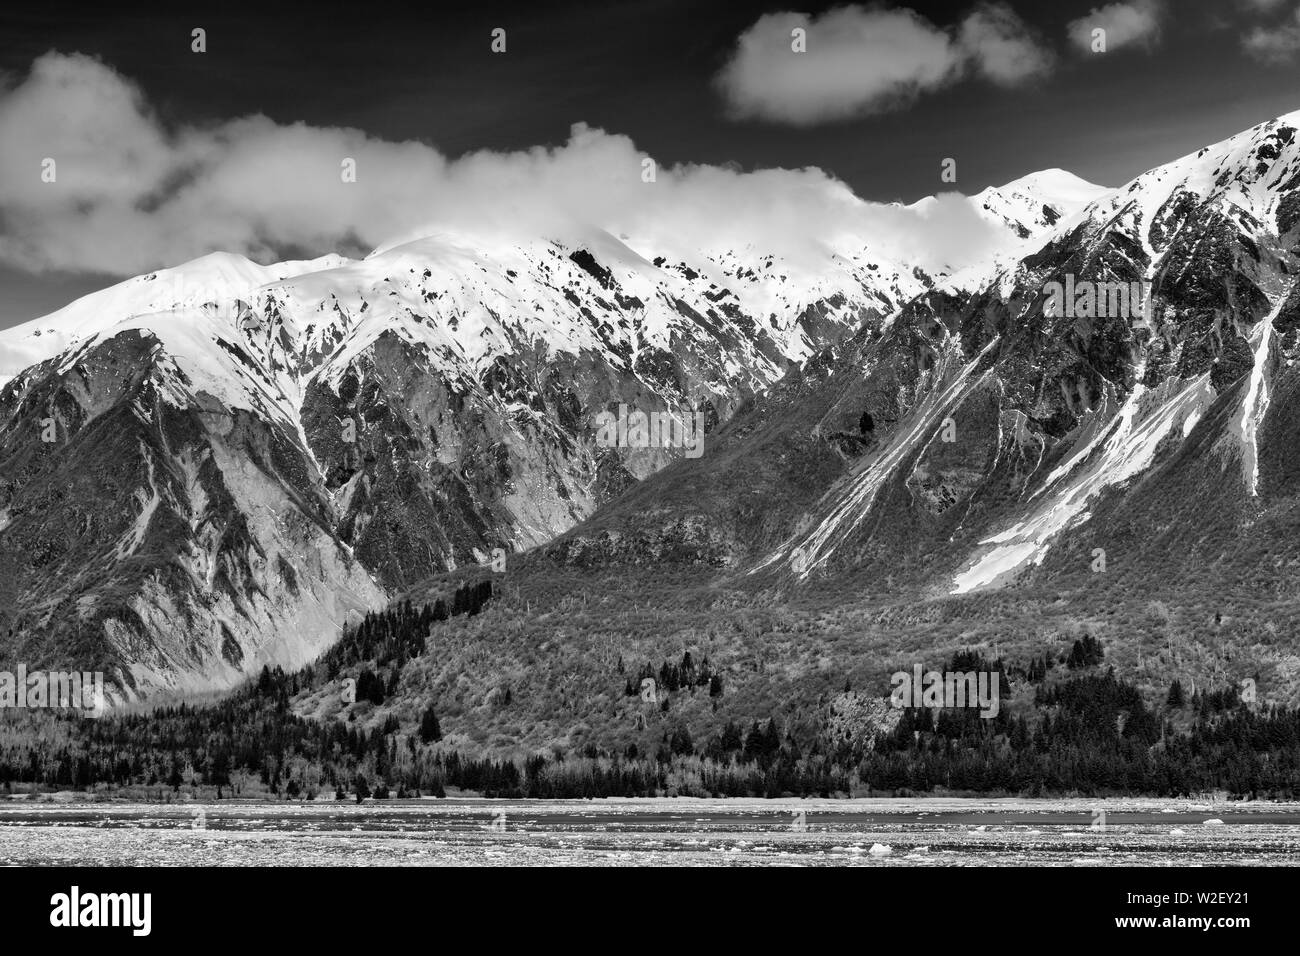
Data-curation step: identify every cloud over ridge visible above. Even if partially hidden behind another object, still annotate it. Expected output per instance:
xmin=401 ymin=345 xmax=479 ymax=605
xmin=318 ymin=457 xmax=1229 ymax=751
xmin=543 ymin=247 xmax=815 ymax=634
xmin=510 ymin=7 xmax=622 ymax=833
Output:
xmin=0 ymin=51 xmax=1018 ymax=281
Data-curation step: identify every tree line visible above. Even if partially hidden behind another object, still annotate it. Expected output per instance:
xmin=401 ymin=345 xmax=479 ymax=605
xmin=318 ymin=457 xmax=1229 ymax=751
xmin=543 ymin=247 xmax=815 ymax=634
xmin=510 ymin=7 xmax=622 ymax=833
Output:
xmin=2 ymin=614 xmax=1298 ymax=800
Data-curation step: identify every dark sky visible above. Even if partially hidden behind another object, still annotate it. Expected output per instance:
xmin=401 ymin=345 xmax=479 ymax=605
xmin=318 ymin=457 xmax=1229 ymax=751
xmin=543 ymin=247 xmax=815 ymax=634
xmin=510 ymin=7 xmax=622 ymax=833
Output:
xmin=3 ymin=0 xmax=1300 ymax=326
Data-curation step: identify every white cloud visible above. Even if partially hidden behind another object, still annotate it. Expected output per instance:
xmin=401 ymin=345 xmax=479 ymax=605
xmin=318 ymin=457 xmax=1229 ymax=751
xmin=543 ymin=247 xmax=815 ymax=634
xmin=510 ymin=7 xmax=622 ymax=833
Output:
xmin=0 ymin=52 xmax=1016 ymax=280
xmin=1243 ymin=8 xmax=1300 ymax=61
xmin=1066 ymin=0 xmax=1163 ymax=53
xmin=960 ymin=3 xmax=1056 ymax=86
xmin=714 ymin=4 xmax=1052 ymax=126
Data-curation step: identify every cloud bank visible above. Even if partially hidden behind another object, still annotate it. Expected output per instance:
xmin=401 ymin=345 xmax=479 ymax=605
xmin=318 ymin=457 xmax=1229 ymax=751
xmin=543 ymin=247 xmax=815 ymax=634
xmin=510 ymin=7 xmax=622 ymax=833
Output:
xmin=0 ymin=52 xmax=1015 ymax=280
xmin=714 ymin=3 xmax=1052 ymax=126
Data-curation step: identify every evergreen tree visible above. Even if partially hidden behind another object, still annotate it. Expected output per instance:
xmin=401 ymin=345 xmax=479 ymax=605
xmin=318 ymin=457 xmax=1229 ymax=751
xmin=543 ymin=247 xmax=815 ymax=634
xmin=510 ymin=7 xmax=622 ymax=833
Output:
xmin=1067 ymin=634 xmax=1105 ymax=669
xmin=419 ymin=705 xmax=443 ymax=743
xmin=1167 ymin=679 xmax=1186 ymax=708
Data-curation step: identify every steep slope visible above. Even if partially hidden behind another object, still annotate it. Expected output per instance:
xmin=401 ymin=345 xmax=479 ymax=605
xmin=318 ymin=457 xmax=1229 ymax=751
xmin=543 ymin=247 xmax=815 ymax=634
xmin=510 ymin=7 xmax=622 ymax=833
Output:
xmin=535 ymin=111 xmax=1300 ymax=704
xmin=761 ymin=111 xmax=1300 ymax=591
xmin=316 ymin=112 xmax=1300 ymax=771
xmin=3 ymin=200 xmax=1048 ymax=699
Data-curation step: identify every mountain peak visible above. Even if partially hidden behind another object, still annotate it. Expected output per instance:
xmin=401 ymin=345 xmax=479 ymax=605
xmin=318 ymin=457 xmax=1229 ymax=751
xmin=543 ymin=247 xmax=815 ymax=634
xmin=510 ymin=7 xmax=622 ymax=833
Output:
xmin=981 ymin=168 xmax=1111 ymax=207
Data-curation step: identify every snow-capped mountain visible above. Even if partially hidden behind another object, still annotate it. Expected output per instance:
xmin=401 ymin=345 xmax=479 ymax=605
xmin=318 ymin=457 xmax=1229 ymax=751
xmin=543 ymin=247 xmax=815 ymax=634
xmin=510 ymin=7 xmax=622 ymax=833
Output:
xmin=972 ymin=169 xmax=1112 ymax=239
xmin=902 ymin=169 xmax=1112 ymax=290
xmin=0 ymin=180 xmax=1069 ymax=700
xmin=548 ymin=110 xmax=1300 ymax=704
xmin=20 ymin=97 xmax=1300 ymax=702
xmin=755 ymin=111 xmax=1300 ymax=592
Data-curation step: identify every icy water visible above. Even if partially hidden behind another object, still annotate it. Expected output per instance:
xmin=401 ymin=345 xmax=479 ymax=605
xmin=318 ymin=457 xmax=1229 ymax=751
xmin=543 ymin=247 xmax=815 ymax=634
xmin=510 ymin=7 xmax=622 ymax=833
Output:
xmin=2 ymin=798 xmax=1299 ymax=866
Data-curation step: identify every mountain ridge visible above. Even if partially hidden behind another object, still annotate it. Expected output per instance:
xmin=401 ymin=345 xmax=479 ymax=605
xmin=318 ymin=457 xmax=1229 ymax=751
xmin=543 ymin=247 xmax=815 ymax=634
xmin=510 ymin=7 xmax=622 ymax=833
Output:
xmin=0 ymin=171 xmax=1088 ymax=699
xmin=5 ymin=115 xmax=1285 ymax=709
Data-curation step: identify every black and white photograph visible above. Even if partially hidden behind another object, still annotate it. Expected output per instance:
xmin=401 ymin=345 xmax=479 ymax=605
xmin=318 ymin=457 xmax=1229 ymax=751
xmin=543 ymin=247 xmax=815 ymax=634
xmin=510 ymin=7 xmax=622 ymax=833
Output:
xmin=0 ymin=0 xmax=1293 ymax=928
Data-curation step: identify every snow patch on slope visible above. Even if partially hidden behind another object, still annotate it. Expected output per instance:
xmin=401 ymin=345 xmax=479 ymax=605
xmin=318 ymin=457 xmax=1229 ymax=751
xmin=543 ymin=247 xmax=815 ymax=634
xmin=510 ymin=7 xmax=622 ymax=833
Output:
xmin=754 ymin=337 xmax=1002 ymax=580
xmin=1237 ymin=286 xmax=1287 ymax=496
xmin=950 ymin=374 xmax=1215 ymax=593
xmin=0 ymin=252 xmax=346 ymax=381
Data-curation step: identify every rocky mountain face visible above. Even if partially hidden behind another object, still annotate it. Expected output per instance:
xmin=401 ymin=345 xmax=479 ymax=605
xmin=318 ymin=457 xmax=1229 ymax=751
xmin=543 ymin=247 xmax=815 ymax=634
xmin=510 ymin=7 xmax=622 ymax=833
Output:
xmin=17 ymin=106 xmax=1300 ymax=711
xmin=544 ymin=111 xmax=1300 ymax=700
xmin=0 ymin=180 xmax=1088 ymax=700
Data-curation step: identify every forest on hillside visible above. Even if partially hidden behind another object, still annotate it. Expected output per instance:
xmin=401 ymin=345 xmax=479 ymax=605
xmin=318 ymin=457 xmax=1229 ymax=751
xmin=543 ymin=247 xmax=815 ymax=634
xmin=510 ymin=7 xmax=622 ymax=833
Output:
xmin=2 ymin=581 xmax=1299 ymax=800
